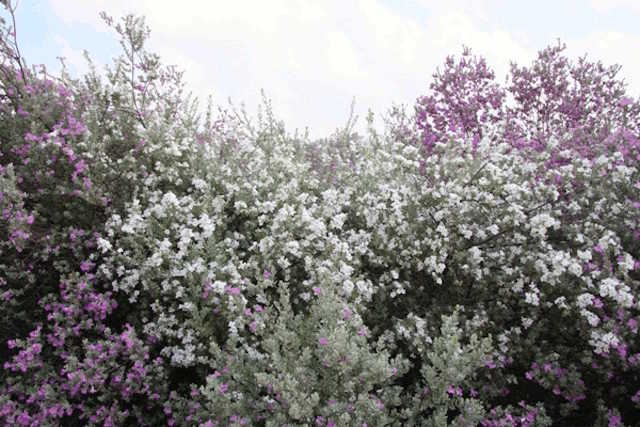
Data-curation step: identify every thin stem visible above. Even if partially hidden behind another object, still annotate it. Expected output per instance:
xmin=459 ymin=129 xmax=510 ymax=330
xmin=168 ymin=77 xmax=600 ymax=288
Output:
xmin=7 ymin=0 xmax=25 ymax=81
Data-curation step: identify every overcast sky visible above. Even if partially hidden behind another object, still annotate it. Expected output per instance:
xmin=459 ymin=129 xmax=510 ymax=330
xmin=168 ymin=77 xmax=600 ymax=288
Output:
xmin=5 ymin=0 xmax=640 ymax=139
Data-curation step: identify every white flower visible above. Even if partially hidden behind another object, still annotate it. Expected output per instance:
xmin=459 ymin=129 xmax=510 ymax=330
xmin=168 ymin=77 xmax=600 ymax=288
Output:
xmin=589 ymin=331 xmax=619 ymax=355
xmin=595 ymin=155 xmax=608 ymax=166
xmin=511 ymin=279 xmax=524 ymax=293
xmin=285 ymin=241 xmax=301 ymax=257
xmin=192 ymin=178 xmax=207 ymax=190
xmin=396 ymin=324 xmax=411 ymax=339
xmin=525 ymin=292 xmax=539 ymax=306
xmin=121 ymin=223 xmax=135 ymax=234
xmin=577 ymin=250 xmax=592 ymax=262
xmin=161 ymin=192 xmax=179 ymax=206
xmin=436 ymin=222 xmax=448 ymax=236
xmin=598 ymin=278 xmax=634 ymax=308
xmin=529 ymin=213 xmax=557 ymax=239
xmin=343 ymin=280 xmax=354 ymax=296
xmin=308 ymin=218 xmax=326 ymax=236
xmin=554 ymin=296 xmax=568 ymax=309
xmin=148 ymin=252 xmax=163 ymax=267
xmin=340 ymin=262 xmax=354 ymax=278
xmin=159 ymin=238 xmax=172 ymax=252
xmin=468 ymin=247 xmax=482 ymax=263
xmin=228 ymin=321 xmax=239 ymax=337
xmin=568 ymin=262 xmax=582 ymax=277
xmin=277 ymin=256 xmax=290 ymax=269
xmin=391 ymin=281 xmax=406 ymax=298
xmin=599 ymin=278 xmax=618 ymax=299
xmin=97 ymin=237 xmax=112 ymax=254
xmin=580 ymin=309 xmax=600 ymax=327
xmin=521 ymin=317 xmax=534 ymax=328
xmin=212 ymin=281 xmax=226 ymax=294
xmin=330 ymin=213 xmax=347 ymax=230
xmin=619 ymin=253 xmax=635 ymax=272
xmin=413 ymin=316 xmax=426 ymax=336
xmin=576 ymin=293 xmax=594 ymax=308
xmin=197 ymin=213 xmax=215 ymax=238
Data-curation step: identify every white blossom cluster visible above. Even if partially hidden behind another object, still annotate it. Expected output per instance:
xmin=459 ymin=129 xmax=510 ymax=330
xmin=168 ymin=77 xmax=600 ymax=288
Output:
xmin=89 ymin=96 xmax=638 ymax=423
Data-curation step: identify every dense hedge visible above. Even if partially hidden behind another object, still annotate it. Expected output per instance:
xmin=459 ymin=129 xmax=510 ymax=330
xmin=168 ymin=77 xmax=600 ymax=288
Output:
xmin=1 ymin=7 xmax=639 ymax=426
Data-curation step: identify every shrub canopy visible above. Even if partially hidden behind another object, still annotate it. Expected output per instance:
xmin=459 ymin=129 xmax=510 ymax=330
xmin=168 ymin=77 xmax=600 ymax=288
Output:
xmin=1 ymin=6 xmax=639 ymax=426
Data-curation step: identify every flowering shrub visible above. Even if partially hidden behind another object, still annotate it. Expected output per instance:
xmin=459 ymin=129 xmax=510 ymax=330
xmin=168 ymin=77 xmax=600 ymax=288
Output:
xmin=1 ymin=4 xmax=639 ymax=426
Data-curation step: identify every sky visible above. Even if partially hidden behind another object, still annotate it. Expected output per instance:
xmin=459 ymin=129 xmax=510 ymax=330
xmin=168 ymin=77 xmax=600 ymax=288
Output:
xmin=3 ymin=0 xmax=640 ymax=140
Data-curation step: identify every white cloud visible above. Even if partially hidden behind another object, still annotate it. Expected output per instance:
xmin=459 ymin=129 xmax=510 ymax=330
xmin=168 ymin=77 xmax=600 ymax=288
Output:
xmin=565 ymin=31 xmax=640 ymax=98
xmin=589 ymin=0 xmax=640 ymax=14
xmin=49 ymin=0 xmax=121 ymax=30
xmin=46 ymin=0 xmax=637 ymax=140
xmin=53 ymin=35 xmax=91 ymax=77
xmin=324 ymin=30 xmax=364 ymax=80
xmin=422 ymin=9 xmax=534 ymax=83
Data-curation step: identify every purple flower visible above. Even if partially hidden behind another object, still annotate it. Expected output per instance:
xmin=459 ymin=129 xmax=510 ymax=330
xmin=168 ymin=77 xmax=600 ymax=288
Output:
xmin=619 ymin=97 xmax=633 ymax=107
xmin=80 ymin=260 xmax=95 ymax=272
xmin=608 ymin=412 xmax=622 ymax=427
xmin=16 ymin=411 xmax=31 ymax=425
xmin=447 ymin=385 xmax=462 ymax=396
xmin=226 ymin=286 xmax=241 ymax=295
xmin=318 ymin=337 xmax=328 ymax=346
